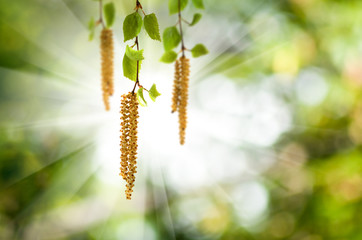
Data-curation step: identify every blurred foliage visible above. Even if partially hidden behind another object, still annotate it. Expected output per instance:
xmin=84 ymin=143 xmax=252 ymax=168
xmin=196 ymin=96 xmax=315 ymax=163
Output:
xmin=1 ymin=0 xmax=362 ymax=239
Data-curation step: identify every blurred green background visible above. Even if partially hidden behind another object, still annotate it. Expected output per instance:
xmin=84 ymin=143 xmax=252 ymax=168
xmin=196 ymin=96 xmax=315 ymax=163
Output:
xmin=1 ymin=0 xmax=362 ymax=239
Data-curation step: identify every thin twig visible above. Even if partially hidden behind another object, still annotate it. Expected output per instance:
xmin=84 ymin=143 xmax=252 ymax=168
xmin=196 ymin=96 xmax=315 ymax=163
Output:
xmin=178 ymin=0 xmax=186 ymax=57
xmin=131 ymin=0 xmax=149 ymax=94
xmin=99 ymin=0 xmax=106 ymax=28
xmin=132 ymin=36 xmax=140 ymax=94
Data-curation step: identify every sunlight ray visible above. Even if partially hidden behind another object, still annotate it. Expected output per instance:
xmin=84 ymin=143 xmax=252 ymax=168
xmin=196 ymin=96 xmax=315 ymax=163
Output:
xmin=149 ymin=157 xmax=176 ymax=240
xmin=6 ymin=112 xmax=108 ymax=131
xmin=192 ymin=16 xmax=273 ymax=82
xmin=238 ymin=140 xmax=327 ymax=177
xmin=191 ymin=21 xmax=249 ymax=75
xmin=216 ymin=42 xmax=287 ymax=76
xmin=204 ymin=180 xmax=268 ymax=232
xmin=4 ymin=26 xmax=94 ymax=82
xmin=1 ymin=142 xmax=94 ymax=191
xmin=2 ymin=0 xmax=109 ymax=90
xmin=21 ymin=191 xmax=119 ymax=240
xmin=0 ymin=66 xmax=99 ymax=100
xmin=96 ymin=194 xmax=123 ymax=240
xmin=290 ymin=124 xmax=346 ymax=134
xmin=191 ymin=0 xmax=281 ymax=83
xmin=13 ymin=142 xmax=100 ymax=220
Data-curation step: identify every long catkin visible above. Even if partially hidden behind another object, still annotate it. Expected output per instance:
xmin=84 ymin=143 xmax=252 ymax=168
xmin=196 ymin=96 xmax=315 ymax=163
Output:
xmin=171 ymin=59 xmax=181 ymax=113
xmin=178 ymin=56 xmax=190 ymax=145
xmin=100 ymin=28 xmax=114 ymax=111
xmin=120 ymin=92 xmax=139 ymax=200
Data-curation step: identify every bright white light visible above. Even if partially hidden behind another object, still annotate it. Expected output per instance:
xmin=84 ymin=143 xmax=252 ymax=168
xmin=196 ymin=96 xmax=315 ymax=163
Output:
xmin=116 ymin=218 xmax=156 ymax=240
xmin=296 ymin=69 xmax=328 ymax=106
xmin=196 ymin=75 xmax=291 ymax=147
xmin=175 ymin=197 xmax=213 ymax=226
xmin=95 ymin=117 xmax=122 ymax=185
xmin=232 ymin=181 xmax=269 ymax=225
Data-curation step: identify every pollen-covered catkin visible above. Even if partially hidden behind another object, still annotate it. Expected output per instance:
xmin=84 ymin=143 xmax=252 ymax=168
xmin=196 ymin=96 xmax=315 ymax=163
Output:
xmin=100 ymin=28 xmax=114 ymax=110
xmin=171 ymin=59 xmax=181 ymax=113
xmin=178 ymin=56 xmax=190 ymax=145
xmin=120 ymin=92 xmax=139 ymax=200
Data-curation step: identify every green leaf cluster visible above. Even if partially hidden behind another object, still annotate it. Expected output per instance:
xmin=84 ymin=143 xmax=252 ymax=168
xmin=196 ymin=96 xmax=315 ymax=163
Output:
xmin=122 ymin=11 xmax=161 ymax=79
xmin=123 ymin=12 xmax=161 ymax=42
xmin=136 ymin=85 xmax=161 ymax=106
xmin=161 ymin=0 xmax=208 ymax=63
xmin=121 ymin=10 xmax=162 ymax=104
xmin=88 ymin=1 xmax=116 ymax=41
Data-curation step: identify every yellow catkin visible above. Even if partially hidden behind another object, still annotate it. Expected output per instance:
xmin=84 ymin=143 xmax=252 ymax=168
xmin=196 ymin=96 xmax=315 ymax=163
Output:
xmin=171 ymin=59 xmax=181 ymax=113
xmin=120 ymin=92 xmax=139 ymax=200
xmin=100 ymin=28 xmax=114 ymax=111
xmin=178 ymin=56 xmax=190 ymax=145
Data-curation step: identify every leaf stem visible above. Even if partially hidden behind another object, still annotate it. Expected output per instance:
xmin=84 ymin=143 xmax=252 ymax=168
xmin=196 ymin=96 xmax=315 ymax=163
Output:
xmin=181 ymin=18 xmax=191 ymax=25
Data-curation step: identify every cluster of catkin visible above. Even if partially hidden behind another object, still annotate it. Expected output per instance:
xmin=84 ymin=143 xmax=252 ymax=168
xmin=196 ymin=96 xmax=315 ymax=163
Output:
xmin=100 ymin=28 xmax=114 ymax=111
xmin=171 ymin=56 xmax=190 ymax=145
xmin=120 ymin=92 xmax=139 ymax=200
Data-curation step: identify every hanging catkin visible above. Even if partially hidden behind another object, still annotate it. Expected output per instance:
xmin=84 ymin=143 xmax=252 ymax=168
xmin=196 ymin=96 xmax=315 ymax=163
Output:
xmin=178 ymin=56 xmax=190 ymax=145
xmin=171 ymin=59 xmax=181 ymax=113
xmin=100 ymin=28 xmax=114 ymax=111
xmin=120 ymin=92 xmax=139 ymax=200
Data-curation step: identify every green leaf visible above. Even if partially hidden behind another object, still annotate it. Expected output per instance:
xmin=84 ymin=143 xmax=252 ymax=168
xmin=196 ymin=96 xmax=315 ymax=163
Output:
xmin=169 ymin=0 xmax=188 ymax=15
xmin=104 ymin=2 xmax=116 ymax=28
xmin=192 ymin=0 xmax=204 ymax=9
xmin=191 ymin=44 xmax=208 ymax=58
xmin=144 ymin=13 xmax=161 ymax=41
xmin=123 ymin=12 xmax=143 ymax=42
xmin=160 ymin=51 xmax=178 ymax=63
xmin=137 ymin=88 xmax=147 ymax=106
xmin=123 ymin=53 xmax=137 ymax=81
xmin=88 ymin=17 xmax=96 ymax=31
xmin=89 ymin=31 xmax=95 ymax=41
xmin=163 ymin=26 xmax=181 ymax=51
xmin=126 ymin=45 xmax=144 ymax=61
xmin=88 ymin=17 xmax=96 ymax=41
xmin=149 ymin=84 xmax=161 ymax=102
xmin=190 ymin=13 xmax=202 ymax=26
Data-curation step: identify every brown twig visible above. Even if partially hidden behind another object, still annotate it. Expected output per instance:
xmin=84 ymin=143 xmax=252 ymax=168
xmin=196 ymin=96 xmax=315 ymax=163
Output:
xmin=132 ymin=0 xmax=141 ymax=94
xmin=99 ymin=0 xmax=106 ymax=28
xmin=132 ymin=36 xmax=140 ymax=94
xmin=178 ymin=0 xmax=186 ymax=57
